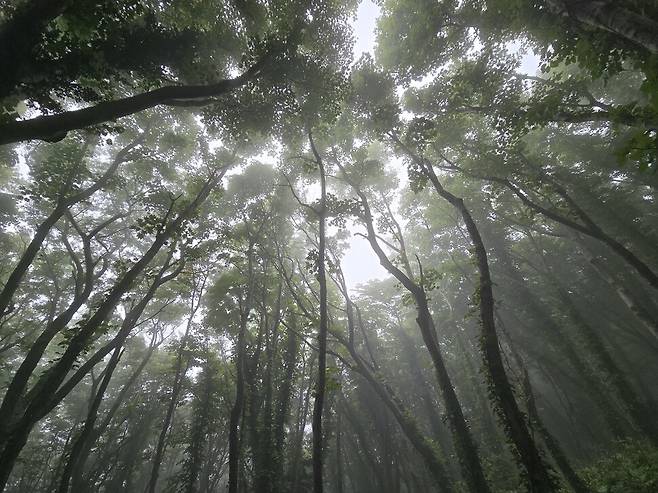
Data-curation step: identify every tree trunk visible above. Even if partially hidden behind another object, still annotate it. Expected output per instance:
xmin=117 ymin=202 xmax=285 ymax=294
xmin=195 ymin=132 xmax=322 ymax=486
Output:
xmin=0 ymin=173 xmax=220 ymax=490
xmin=585 ymin=250 xmax=658 ymax=340
xmin=228 ymin=242 xmax=255 ymax=493
xmin=309 ymin=131 xmax=329 ymax=493
xmin=388 ymin=139 xmax=555 ymax=491
xmin=0 ymin=60 xmax=267 ymax=145
xmin=58 ymin=346 xmax=123 ymax=493
xmin=71 ymin=337 xmax=158 ymax=492
xmin=421 ymin=160 xmax=557 ymax=492
xmin=144 ymin=332 xmax=192 ymax=493
xmin=344 ymin=174 xmax=491 ymax=493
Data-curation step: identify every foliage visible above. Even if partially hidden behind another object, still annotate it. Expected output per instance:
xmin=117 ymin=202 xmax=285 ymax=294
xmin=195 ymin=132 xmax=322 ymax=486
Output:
xmin=580 ymin=442 xmax=658 ymax=493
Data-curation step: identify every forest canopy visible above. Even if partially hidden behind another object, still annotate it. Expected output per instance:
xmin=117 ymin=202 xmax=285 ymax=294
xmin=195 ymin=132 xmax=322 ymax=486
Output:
xmin=0 ymin=1 xmax=657 ymax=492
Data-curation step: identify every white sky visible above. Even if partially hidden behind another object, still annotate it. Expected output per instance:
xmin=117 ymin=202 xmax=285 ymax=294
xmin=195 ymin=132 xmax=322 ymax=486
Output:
xmin=352 ymin=0 xmax=379 ymax=59
xmin=340 ymin=0 xmax=389 ymax=290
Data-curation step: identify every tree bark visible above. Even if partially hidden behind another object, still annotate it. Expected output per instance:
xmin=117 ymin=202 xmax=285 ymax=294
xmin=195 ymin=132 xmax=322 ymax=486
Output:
xmin=420 ymin=160 xmax=557 ymax=492
xmin=228 ymin=241 xmax=256 ymax=493
xmin=70 ymin=335 xmax=159 ymax=492
xmin=0 ymin=171 xmax=222 ymax=490
xmin=585 ymin=251 xmax=658 ymax=341
xmin=390 ymin=138 xmax=556 ymax=491
xmin=338 ymin=336 xmax=455 ymax=491
xmin=57 ymin=346 xmax=123 ymax=493
xmin=145 ymin=276 xmax=204 ymax=493
xmin=0 ymin=59 xmax=267 ymax=145
xmin=340 ymin=169 xmax=491 ymax=493
xmin=309 ymin=131 xmax=329 ymax=493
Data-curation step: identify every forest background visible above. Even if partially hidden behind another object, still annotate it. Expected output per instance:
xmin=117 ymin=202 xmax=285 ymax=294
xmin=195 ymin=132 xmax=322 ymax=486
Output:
xmin=0 ymin=1 xmax=657 ymax=492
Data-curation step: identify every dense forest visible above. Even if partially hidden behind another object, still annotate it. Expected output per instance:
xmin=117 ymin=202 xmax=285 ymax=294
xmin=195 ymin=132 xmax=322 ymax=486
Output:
xmin=1 ymin=1 xmax=657 ymax=492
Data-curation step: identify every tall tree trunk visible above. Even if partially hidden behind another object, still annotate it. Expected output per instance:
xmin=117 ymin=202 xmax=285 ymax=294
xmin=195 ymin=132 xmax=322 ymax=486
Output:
xmin=145 ymin=278 xmax=204 ymax=493
xmin=482 ymin=219 xmax=632 ymax=441
xmin=343 ymin=344 xmax=455 ymax=491
xmin=581 ymin=246 xmax=658 ymax=340
xmin=548 ymin=274 xmax=658 ymax=444
xmin=418 ymin=158 xmax=557 ymax=492
xmin=71 ymin=336 xmax=159 ymax=492
xmin=228 ymin=242 xmax=255 ymax=493
xmin=341 ymin=168 xmax=491 ymax=493
xmin=273 ymin=321 xmax=298 ymax=490
xmin=309 ymin=131 xmax=329 ymax=493
xmin=58 ymin=346 xmax=123 ymax=493
xmin=335 ymin=407 xmax=344 ymax=493
xmin=0 ymin=173 xmax=220 ymax=490
xmin=499 ymin=318 xmax=589 ymax=493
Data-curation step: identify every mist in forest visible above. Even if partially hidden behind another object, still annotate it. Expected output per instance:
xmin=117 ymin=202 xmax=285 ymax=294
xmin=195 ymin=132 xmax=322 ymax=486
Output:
xmin=1 ymin=1 xmax=657 ymax=492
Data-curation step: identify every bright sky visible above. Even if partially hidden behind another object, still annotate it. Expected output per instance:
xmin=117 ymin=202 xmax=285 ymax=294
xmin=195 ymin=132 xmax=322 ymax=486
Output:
xmin=352 ymin=0 xmax=379 ymax=59
xmin=340 ymin=0 xmax=389 ymax=290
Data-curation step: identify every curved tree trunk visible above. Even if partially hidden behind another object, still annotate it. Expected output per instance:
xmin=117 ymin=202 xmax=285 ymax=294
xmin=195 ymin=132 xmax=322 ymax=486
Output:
xmin=341 ymin=171 xmax=491 ymax=493
xmin=57 ymin=346 xmax=123 ymax=493
xmin=0 ymin=59 xmax=267 ymax=145
xmin=391 ymin=138 xmax=556 ymax=491
xmin=420 ymin=161 xmax=557 ymax=492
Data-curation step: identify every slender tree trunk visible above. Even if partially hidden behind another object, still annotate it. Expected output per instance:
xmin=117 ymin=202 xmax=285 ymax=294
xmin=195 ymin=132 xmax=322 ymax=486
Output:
xmin=499 ymin=318 xmax=589 ymax=493
xmin=346 ymin=346 xmax=454 ymax=491
xmin=273 ymin=322 xmax=298 ymax=490
xmin=482 ymin=219 xmax=632 ymax=441
xmin=347 ymin=178 xmax=490 ymax=493
xmin=228 ymin=243 xmax=255 ymax=493
xmin=419 ymin=159 xmax=556 ymax=492
xmin=335 ymin=407 xmax=343 ymax=493
xmin=291 ymin=354 xmax=314 ymax=493
xmin=583 ymin=249 xmax=658 ymax=340
xmin=340 ymin=397 xmax=386 ymax=493
xmin=144 ymin=341 xmax=191 ymax=493
xmin=309 ymin=131 xmax=329 ymax=493
xmin=146 ymin=276 xmax=206 ymax=493
xmin=397 ymin=329 xmax=454 ymax=461
xmin=550 ymin=276 xmax=658 ymax=444
xmin=70 ymin=337 xmax=158 ymax=492
xmin=58 ymin=346 xmax=123 ymax=493
xmin=0 ymin=173 xmax=220 ymax=490
xmin=453 ymin=328 xmax=504 ymax=455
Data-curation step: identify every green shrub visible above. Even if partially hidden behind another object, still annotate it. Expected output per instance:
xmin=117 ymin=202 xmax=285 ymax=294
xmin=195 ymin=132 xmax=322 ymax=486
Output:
xmin=581 ymin=441 xmax=658 ymax=493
